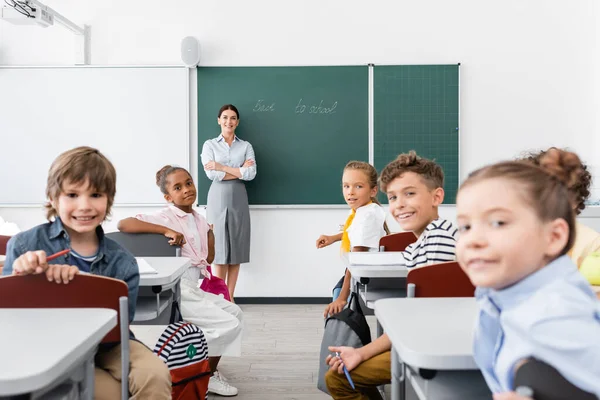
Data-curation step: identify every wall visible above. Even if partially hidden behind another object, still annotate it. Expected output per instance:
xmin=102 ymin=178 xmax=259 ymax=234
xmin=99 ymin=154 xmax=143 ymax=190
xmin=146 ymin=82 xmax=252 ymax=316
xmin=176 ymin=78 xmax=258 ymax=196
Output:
xmin=1 ymin=0 xmax=598 ymax=297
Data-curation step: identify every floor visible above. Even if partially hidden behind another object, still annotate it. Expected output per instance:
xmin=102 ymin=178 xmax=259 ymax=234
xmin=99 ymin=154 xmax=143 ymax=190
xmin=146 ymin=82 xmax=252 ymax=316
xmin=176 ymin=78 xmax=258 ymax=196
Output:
xmin=132 ymin=304 xmax=383 ymax=400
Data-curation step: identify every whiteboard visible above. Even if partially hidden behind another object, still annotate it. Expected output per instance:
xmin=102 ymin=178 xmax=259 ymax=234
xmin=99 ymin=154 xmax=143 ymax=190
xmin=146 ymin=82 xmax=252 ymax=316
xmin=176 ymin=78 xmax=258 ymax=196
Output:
xmin=0 ymin=66 xmax=189 ymax=205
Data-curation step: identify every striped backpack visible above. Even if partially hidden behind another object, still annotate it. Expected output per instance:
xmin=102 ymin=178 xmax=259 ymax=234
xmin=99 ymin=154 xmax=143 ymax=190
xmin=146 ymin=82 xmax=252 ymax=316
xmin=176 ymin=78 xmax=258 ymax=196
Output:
xmin=154 ymin=322 xmax=212 ymax=400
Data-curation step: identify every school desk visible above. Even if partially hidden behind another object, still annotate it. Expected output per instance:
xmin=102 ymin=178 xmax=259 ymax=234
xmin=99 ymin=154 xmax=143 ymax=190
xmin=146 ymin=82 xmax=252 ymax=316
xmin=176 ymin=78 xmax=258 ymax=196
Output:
xmin=0 ymin=308 xmax=116 ymax=398
xmin=375 ymin=297 xmax=490 ymax=400
xmin=135 ymin=256 xmax=190 ymax=323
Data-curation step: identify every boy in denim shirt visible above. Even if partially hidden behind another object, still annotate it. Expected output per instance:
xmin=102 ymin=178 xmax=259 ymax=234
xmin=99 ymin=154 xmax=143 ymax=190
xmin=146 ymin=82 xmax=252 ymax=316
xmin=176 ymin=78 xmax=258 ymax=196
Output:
xmin=3 ymin=146 xmax=171 ymax=400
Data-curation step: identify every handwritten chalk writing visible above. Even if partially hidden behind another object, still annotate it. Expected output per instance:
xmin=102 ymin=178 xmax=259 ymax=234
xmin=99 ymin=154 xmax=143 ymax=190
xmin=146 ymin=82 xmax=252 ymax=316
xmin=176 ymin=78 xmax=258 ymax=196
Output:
xmin=253 ymin=100 xmax=275 ymax=112
xmin=295 ymin=99 xmax=337 ymax=114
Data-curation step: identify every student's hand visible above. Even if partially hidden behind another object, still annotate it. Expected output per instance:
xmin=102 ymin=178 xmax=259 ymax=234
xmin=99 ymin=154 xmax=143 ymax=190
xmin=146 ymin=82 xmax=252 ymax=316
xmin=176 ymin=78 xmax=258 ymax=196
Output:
xmin=45 ymin=264 xmax=79 ymax=284
xmin=12 ymin=250 xmax=49 ymax=275
xmin=327 ymin=346 xmax=363 ymax=373
xmin=323 ymin=298 xmax=347 ymax=318
xmin=493 ymin=393 xmax=532 ymax=400
xmin=316 ymin=235 xmax=334 ymax=249
xmin=204 ymin=161 xmax=224 ymax=171
xmin=164 ymin=229 xmax=186 ymax=246
xmin=242 ymin=159 xmax=255 ymax=168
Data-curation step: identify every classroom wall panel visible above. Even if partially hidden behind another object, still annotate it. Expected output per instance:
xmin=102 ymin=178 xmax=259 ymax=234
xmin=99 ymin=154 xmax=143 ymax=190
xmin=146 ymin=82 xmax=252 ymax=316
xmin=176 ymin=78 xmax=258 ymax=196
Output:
xmin=0 ymin=66 xmax=189 ymax=205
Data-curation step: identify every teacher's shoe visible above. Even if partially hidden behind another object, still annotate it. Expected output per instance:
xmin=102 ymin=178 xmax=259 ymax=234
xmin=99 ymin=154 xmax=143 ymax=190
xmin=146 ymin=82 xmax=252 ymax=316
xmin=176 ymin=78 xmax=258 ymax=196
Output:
xmin=208 ymin=371 xmax=238 ymax=396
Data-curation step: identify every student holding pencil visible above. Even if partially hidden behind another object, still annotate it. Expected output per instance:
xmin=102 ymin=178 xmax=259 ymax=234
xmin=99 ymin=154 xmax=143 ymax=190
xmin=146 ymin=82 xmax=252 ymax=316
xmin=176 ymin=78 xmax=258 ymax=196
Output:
xmin=325 ymin=152 xmax=458 ymax=399
xmin=2 ymin=146 xmax=171 ymax=400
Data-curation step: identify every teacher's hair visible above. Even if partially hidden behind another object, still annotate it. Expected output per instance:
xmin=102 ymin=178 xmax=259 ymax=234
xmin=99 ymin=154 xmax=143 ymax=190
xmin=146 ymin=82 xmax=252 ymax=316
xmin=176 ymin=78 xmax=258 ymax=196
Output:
xmin=218 ymin=104 xmax=239 ymax=119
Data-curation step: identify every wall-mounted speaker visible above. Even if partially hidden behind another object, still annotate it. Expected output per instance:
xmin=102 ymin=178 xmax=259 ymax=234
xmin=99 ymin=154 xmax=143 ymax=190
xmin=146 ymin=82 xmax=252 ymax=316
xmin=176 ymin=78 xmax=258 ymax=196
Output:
xmin=181 ymin=36 xmax=200 ymax=68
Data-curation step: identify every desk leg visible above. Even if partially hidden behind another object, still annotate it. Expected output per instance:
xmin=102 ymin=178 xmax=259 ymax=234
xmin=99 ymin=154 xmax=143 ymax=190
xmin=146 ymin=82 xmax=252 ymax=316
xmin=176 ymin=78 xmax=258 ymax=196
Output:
xmin=391 ymin=348 xmax=405 ymax=400
xmin=170 ymin=280 xmax=182 ymax=323
xmin=82 ymin=355 xmax=95 ymax=400
xmin=376 ymin=320 xmax=383 ymax=337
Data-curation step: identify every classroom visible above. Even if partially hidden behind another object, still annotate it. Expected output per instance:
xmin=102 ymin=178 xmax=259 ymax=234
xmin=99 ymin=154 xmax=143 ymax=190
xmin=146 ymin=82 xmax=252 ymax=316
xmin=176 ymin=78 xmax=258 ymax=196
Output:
xmin=0 ymin=0 xmax=599 ymax=399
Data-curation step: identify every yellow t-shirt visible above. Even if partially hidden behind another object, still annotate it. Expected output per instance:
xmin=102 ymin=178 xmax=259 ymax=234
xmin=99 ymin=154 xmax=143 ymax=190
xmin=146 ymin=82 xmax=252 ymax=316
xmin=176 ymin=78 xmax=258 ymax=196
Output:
xmin=569 ymin=221 xmax=600 ymax=268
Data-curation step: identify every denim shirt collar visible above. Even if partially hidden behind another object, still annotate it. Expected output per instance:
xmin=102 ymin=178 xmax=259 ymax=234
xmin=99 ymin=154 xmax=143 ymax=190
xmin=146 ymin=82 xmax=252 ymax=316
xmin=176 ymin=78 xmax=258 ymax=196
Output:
xmin=48 ymin=218 xmax=106 ymax=260
xmin=475 ymin=255 xmax=574 ymax=313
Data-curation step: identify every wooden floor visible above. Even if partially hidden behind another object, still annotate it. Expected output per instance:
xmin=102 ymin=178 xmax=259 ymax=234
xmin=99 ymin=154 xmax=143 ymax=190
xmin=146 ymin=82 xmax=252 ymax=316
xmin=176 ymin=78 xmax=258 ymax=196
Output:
xmin=132 ymin=304 xmax=381 ymax=399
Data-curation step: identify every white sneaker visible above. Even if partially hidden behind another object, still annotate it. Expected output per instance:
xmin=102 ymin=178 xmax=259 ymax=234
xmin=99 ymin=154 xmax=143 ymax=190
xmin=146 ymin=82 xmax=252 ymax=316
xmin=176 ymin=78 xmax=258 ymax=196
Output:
xmin=208 ymin=371 xmax=238 ymax=396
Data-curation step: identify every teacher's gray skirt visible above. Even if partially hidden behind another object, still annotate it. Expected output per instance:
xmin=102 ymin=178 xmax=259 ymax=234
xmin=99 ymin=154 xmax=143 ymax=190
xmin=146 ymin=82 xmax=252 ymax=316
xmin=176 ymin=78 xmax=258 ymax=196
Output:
xmin=206 ymin=180 xmax=250 ymax=264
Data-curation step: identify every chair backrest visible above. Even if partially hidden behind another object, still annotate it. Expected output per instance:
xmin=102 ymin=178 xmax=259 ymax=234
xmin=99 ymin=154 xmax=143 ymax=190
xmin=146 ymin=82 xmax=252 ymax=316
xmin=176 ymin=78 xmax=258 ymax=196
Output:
xmin=406 ymin=261 xmax=475 ymax=298
xmin=379 ymin=232 xmax=417 ymax=252
xmin=514 ymin=359 xmax=597 ymax=400
xmin=0 ymin=274 xmax=128 ymax=343
xmin=0 ymin=235 xmax=11 ymax=255
xmin=106 ymin=232 xmax=180 ymax=257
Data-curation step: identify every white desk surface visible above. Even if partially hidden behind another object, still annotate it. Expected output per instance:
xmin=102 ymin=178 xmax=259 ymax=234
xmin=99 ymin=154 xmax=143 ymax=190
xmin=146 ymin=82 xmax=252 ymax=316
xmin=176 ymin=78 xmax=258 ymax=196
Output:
xmin=375 ymin=297 xmax=479 ymax=370
xmin=343 ymin=252 xmax=408 ymax=279
xmin=348 ymin=264 xmax=408 ymax=279
xmin=138 ymin=256 xmax=190 ymax=286
xmin=0 ymin=308 xmax=116 ymax=396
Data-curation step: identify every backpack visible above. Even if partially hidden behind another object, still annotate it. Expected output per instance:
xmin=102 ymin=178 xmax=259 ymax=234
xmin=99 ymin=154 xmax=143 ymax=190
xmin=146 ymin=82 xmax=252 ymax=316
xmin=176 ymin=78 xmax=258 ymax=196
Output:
xmin=316 ymin=291 xmax=372 ymax=394
xmin=154 ymin=322 xmax=212 ymax=400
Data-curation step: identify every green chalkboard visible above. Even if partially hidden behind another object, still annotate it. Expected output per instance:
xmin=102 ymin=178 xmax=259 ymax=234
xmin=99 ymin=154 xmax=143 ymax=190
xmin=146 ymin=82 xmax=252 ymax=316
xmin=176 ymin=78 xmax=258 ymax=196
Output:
xmin=374 ymin=65 xmax=460 ymax=203
xmin=197 ymin=66 xmax=368 ymax=205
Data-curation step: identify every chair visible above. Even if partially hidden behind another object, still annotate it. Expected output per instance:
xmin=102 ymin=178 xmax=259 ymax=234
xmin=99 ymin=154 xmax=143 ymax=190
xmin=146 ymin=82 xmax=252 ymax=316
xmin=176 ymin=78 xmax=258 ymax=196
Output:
xmin=0 ymin=235 xmax=10 ymax=254
xmin=0 ymin=273 xmax=130 ymax=399
xmin=106 ymin=232 xmax=182 ymax=324
xmin=514 ymin=359 xmax=596 ymax=400
xmin=379 ymin=232 xmax=417 ymax=252
xmin=356 ymin=232 xmax=417 ymax=304
xmin=406 ymin=261 xmax=475 ymax=298
xmin=105 ymin=232 xmax=181 ymax=257
xmin=0 ymin=235 xmax=10 ymax=275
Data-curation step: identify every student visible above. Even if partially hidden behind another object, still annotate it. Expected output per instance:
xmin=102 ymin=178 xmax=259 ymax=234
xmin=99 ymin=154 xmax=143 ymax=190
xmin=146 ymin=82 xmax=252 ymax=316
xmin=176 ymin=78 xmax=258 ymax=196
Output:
xmin=325 ymin=151 xmax=458 ymax=399
xmin=316 ymin=161 xmax=389 ymax=317
xmin=524 ymin=147 xmax=600 ymax=267
xmin=455 ymin=158 xmax=600 ymax=399
xmin=118 ymin=165 xmax=242 ymax=397
xmin=2 ymin=146 xmax=171 ymax=400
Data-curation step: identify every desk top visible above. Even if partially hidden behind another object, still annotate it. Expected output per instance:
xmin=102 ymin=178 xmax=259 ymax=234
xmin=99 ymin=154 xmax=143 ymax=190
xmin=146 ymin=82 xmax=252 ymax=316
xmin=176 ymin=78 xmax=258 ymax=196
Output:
xmin=348 ymin=264 xmax=408 ymax=279
xmin=0 ymin=308 xmax=116 ymax=396
xmin=375 ymin=297 xmax=478 ymax=370
xmin=343 ymin=252 xmax=408 ymax=279
xmin=138 ymin=257 xmax=191 ymax=286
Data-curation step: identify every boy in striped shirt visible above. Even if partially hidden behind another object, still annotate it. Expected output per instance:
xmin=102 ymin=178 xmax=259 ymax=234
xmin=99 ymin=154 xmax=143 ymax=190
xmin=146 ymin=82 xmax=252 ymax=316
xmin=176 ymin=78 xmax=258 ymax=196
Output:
xmin=325 ymin=151 xmax=457 ymax=399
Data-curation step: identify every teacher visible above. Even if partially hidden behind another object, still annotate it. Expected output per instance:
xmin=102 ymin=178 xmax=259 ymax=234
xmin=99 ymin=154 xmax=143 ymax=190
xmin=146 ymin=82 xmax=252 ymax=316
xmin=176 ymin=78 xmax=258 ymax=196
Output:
xmin=201 ymin=104 xmax=256 ymax=301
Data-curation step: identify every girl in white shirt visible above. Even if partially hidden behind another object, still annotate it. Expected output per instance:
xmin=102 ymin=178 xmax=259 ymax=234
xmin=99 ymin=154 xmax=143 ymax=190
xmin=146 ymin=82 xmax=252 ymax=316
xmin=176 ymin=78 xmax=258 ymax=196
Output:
xmin=316 ymin=161 xmax=389 ymax=317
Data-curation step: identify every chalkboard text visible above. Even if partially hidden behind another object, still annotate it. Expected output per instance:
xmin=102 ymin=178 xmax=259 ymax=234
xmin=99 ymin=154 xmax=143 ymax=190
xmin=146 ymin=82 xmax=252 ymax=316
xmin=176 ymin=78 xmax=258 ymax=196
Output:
xmin=253 ymin=100 xmax=276 ymax=112
xmin=295 ymin=99 xmax=337 ymax=115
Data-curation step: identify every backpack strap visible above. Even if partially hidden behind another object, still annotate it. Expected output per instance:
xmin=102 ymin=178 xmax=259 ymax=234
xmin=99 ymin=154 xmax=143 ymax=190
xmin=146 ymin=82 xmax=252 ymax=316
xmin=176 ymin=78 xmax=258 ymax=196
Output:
xmin=157 ymin=322 xmax=191 ymax=357
xmin=170 ymin=297 xmax=183 ymax=324
xmin=347 ymin=291 xmax=364 ymax=316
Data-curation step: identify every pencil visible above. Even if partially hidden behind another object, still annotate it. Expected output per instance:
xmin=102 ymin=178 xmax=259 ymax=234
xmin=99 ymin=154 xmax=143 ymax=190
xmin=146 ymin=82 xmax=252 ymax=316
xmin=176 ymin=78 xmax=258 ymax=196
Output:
xmin=47 ymin=249 xmax=70 ymax=261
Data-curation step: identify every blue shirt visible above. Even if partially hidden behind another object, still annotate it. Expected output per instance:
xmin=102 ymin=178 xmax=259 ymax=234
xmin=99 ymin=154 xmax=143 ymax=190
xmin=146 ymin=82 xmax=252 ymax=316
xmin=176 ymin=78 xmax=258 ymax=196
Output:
xmin=473 ymin=255 xmax=600 ymax=396
xmin=201 ymin=134 xmax=257 ymax=181
xmin=3 ymin=218 xmax=140 ymax=324
xmin=69 ymin=249 xmax=98 ymax=273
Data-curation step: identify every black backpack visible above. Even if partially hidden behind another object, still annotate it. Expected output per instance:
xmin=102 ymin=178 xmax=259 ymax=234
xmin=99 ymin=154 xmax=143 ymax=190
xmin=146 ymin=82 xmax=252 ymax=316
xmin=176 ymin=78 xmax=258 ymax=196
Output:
xmin=317 ymin=292 xmax=372 ymax=394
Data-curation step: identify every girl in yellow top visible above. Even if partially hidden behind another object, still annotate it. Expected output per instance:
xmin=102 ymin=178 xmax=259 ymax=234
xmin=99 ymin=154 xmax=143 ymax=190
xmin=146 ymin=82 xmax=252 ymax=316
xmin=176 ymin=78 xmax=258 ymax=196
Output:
xmin=524 ymin=147 xmax=600 ymax=268
xmin=315 ymin=161 xmax=389 ymax=317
